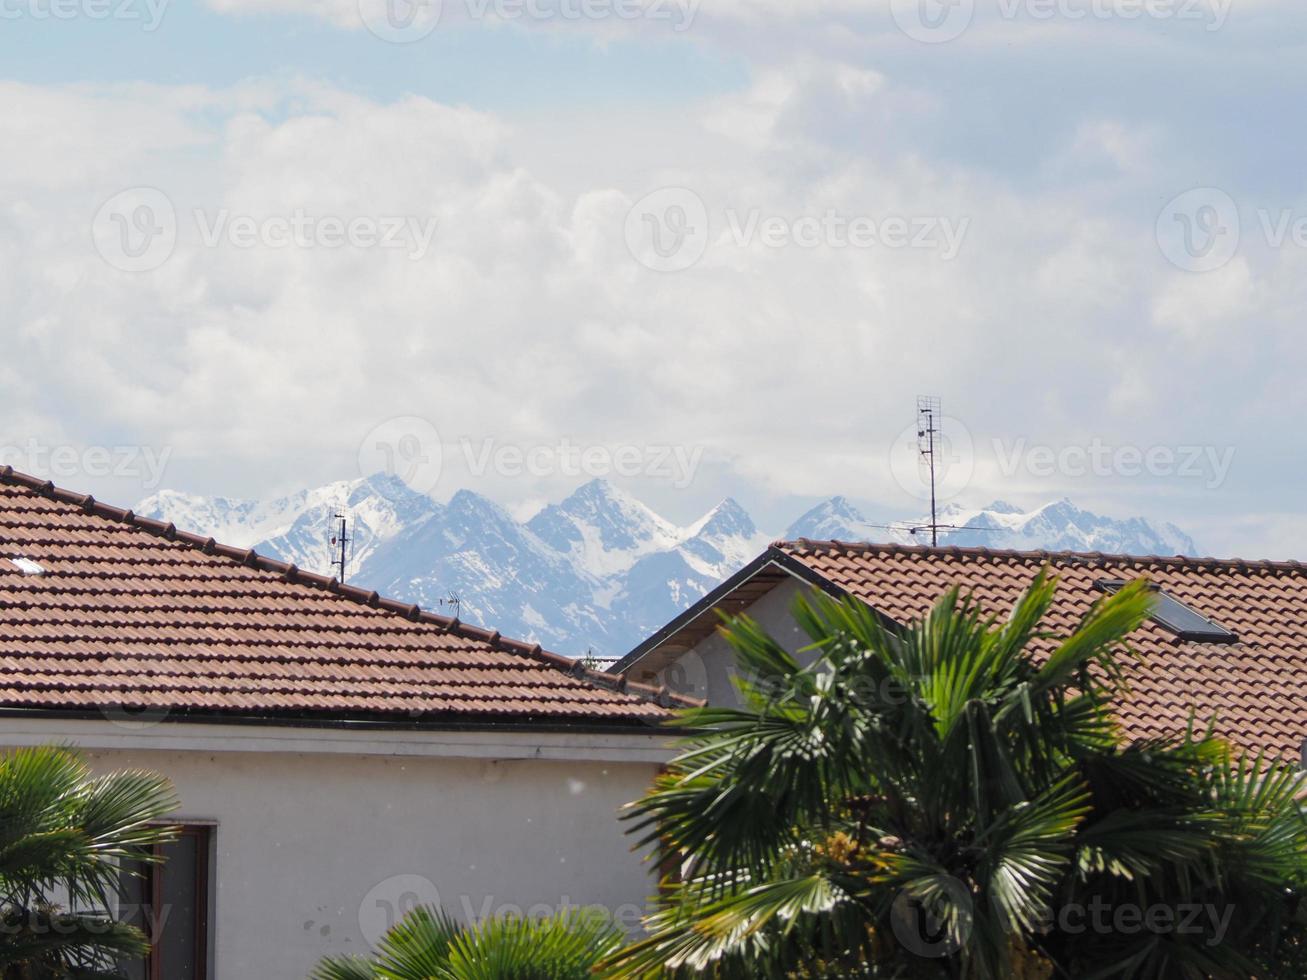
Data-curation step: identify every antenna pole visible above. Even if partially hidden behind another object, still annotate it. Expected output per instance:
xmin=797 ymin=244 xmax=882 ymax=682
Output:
xmin=917 ymin=396 xmax=942 ymax=547
xmin=332 ymin=513 xmax=350 ymax=583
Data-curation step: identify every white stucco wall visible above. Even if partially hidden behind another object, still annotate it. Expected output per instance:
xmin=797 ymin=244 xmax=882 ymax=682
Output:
xmin=0 ymin=719 xmax=670 ymax=980
xmin=654 ymin=576 xmax=825 ymax=706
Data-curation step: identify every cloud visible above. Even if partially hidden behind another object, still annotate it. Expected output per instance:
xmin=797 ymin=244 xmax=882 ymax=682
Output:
xmin=6 ymin=0 xmax=1307 ymax=555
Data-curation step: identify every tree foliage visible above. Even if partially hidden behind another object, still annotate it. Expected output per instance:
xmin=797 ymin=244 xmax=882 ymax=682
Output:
xmin=0 ymin=745 xmax=178 ymax=980
xmin=603 ymin=573 xmax=1307 ymax=978
xmin=310 ymin=906 xmax=624 ymax=980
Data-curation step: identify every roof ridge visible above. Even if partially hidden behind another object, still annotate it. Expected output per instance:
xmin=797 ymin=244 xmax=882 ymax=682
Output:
xmin=774 ymin=538 xmax=1306 ymax=574
xmin=0 ymin=466 xmax=700 ymax=712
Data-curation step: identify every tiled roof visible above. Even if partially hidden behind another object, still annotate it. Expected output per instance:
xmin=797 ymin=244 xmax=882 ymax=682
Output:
xmin=776 ymin=540 xmax=1307 ymax=758
xmin=0 ymin=467 xmax=681 ymax=728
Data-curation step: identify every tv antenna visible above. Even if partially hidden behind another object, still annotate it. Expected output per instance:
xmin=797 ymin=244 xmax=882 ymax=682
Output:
xmin=864 ymin=397 xmax=1003 ymax=547
xmin=437 ymin=592 xmax=461 ymax=618
xmin=917 ymin=396 xmax=942 ymax=547
xmin=330 ymin=513 xmax=351 ymax=583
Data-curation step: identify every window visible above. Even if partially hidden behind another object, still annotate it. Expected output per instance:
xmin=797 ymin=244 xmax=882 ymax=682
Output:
xmin=1097 ymin=580 xmax=1236 ymax=643
xmin=118 ymin=825 xmax=213 ymax=980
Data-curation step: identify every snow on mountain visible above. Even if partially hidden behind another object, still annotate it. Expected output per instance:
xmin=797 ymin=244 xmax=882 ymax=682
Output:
xmin=139 ymin=478 xmax=1199 ymax=660
xmin=526 ymin=479 xmax=685 ymax=578
xmin=363 ymin=489 xmax=610 ymax=653
xmin=785 ymin=496 xmax=875 ymax=541
xmin=138 ymin=473 xmax=438 ymax=578
xmin=786 ymin=496 xmax=1198 ymax=556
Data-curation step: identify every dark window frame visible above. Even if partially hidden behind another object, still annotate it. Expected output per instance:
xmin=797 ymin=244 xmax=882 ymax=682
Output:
xmin=121 ymin=823 xmax=215 ymax=980
xmin=1095 ymin=579 xmax=1238 ymax=644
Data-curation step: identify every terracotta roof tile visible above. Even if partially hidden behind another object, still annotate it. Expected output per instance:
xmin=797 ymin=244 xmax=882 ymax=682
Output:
xmin=776 ymin=539 xmax=1307 ymax=758
xmin=0 ymin=468 xmax=682 ymax=728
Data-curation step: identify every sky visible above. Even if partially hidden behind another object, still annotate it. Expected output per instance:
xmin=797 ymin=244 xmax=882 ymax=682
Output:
xmin=2 ymin=0 xmax=1305 ymax=556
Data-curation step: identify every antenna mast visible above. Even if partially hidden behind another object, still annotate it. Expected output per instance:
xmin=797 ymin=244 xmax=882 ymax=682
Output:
xmin=330 ymin=512 xmax=350 ymax=583
xmin=917 ymin=396 xmax=941 ymax=547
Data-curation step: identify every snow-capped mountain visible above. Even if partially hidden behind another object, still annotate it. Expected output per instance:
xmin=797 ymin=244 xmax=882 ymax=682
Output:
xmin=786 ymin=497 xmax=1198 ymax=556
xmin=139 ymin=473 xmax=440 ymax=577
xmin=139 ymin=478 xmax=1197 ymax=659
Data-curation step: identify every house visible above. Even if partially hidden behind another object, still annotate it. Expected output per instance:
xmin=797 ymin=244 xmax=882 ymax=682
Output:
xmin=0 ymin=467 xmax=687 ymax=979
xmin=611 ymin=538 xmax=1307 ymax=760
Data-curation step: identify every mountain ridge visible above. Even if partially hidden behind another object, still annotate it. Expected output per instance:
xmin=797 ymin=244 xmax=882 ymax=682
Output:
xmin=138 ymin=477 xmax=1198 ymax=658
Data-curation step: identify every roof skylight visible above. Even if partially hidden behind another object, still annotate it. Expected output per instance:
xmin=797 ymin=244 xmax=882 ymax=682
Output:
xmin=1097 ymin=580 xmax=1235 ymax=643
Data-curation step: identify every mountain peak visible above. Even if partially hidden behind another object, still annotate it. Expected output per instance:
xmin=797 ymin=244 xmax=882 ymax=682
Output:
xmin=355 ymin=470 xmax=427 ymax=500
xmin=527 ymin=479 xmax=680 ymax=578
xmin=981 ymin=499 xmax=1024 ymax=515
xmin=687 ymin=497 xmax=756 ymax=538
xmin=784 ymin=496 xmax=870 ymax=541
xmin=563 ymin=477 xmax=626 ymax=506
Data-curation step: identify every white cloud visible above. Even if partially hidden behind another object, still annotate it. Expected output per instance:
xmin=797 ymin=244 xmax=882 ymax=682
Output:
xmin=7 ymin=0 xmax=1307 ymax=557
xmin=1150 ymin=258 xmax=1260 ymax=339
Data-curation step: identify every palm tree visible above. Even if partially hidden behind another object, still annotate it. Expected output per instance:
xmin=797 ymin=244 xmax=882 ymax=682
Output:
xmin=310 ymin=905 xmax=624 ymax=980
xmin=0 ymin=745 xmax=179 ymax=979
xmin=603 ymin=572 xmax=1307 ymax=978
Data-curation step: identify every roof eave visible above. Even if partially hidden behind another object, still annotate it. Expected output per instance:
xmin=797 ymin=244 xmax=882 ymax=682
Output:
xmin=608 ymin=546 xmax=848 ymax=676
